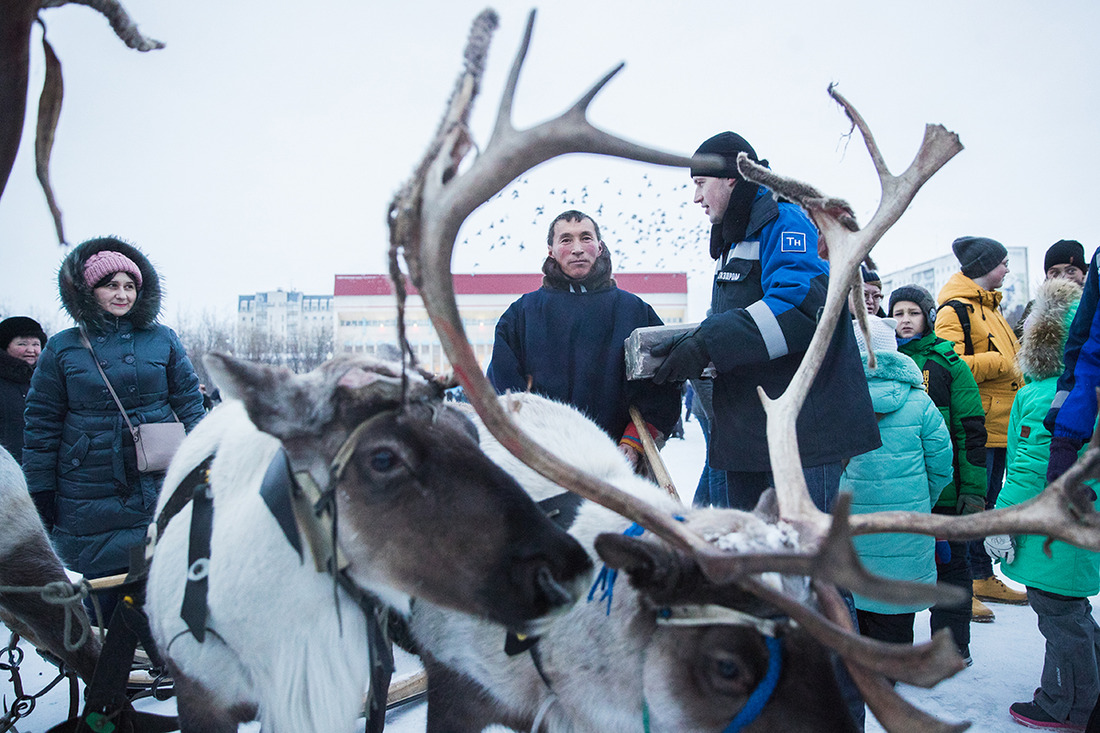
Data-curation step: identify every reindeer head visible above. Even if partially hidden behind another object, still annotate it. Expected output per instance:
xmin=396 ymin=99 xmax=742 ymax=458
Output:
xmin=595 ymin=506 xmax=853 ymax=732
xmin=204 ymin=352 xmax=592 ymax=631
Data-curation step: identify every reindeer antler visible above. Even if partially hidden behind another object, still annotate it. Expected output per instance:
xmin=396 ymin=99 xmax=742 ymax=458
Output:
xmin=390 ymin=9 xmax=720 ymax=555
xmin=393 ymin=12 xmax=1100 ymax=730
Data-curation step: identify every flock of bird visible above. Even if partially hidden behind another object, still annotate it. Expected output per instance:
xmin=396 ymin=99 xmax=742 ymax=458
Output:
xmin=457 ymin=171 xmax=714 ymax=277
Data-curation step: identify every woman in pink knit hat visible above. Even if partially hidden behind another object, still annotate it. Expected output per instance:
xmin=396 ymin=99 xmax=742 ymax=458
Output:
xmin=22 ymin=237 xmax=205 ymax=619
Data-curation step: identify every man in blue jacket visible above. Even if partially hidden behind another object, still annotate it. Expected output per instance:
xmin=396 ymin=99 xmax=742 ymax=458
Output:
xmin=653 ymin=132 xmax=879 ymax=511
xmin=1046 ymin=242 xmax=1099 ymax=484
xmin=487 ymin=210 xmax=681 ymax=469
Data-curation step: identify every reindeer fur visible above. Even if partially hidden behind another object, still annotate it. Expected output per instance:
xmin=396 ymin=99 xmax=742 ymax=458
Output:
xmin=410 ymin=393 xmax=854 ymax=732
xmin=0 ymin=445 xmax=100 ymax=682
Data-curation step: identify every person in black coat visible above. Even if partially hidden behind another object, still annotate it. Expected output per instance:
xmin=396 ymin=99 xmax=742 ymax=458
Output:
xmin=23 ymin=238 xmax=205 ymax=591
xmin=487 ymin=210 xmax=681 ymax=471
xmin=0 ymin=316 xmax=47 ymax=463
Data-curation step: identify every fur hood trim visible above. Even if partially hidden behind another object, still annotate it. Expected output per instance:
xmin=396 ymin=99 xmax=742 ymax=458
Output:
xmin=861 ymin=349 xmax=923 ymax=386
xmin=59 ymin=237 xmax=163 ymax=331
xmin=1018 ymin=278 xmax=1081 ymax=381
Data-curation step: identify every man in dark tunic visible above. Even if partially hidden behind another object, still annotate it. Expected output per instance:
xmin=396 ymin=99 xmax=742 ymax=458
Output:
xmin=487 ymin=210 xmax=681 ymax=469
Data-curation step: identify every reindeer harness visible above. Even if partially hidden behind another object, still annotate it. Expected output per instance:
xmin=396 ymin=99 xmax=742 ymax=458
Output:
xmin=148 ymin=412 xmax=397 ymax=733
xmin=591 ymin=523 xmax=787 ymax=733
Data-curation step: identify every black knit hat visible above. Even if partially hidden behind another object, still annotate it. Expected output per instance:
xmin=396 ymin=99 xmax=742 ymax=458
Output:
xmin=690 ymin=131 xmax=759 ymax=180
xmin=0 ymin=316 xmax=47 ymax=350
xmin=952 ymin=236 xmax=1008 ymax=279
xmin=888 ymin=284 xmax=937 ymax=336
xmin=861 ymin=265 xmax=882 ymax=288
xmin=1045 ymin=239 xmax=1085 ymax=272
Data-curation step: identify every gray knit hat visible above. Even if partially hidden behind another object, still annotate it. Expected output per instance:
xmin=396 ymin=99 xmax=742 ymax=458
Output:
xmin=887 ymin=284 xmax=937 ymax=336
xmin=952 ymin=236 xmax=1008 ymax=279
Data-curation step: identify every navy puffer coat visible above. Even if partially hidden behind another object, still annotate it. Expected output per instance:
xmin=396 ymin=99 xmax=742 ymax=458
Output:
xmin=23 ymin=237 xmax=205 ymax=579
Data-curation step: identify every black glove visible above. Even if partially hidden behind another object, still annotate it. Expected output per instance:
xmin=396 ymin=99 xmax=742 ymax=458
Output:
xmin=31 ymin=490 xmax=56 ymax=533
xmin=1047 ymin=435 xmax=1085 ymax=485
xmin=652 ymin=331 xmax=710 ymax=385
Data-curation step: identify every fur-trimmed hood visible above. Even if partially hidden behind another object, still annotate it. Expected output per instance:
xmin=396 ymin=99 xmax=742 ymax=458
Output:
xmin=1018 ymin=278 xmax=1081 ymax=381
xmin=58 ymin=237 xmax=163 ymax=332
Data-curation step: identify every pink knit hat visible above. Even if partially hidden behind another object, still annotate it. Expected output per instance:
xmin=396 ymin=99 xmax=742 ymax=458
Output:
xmin=83 ymin=250 xmax=143 ymax=289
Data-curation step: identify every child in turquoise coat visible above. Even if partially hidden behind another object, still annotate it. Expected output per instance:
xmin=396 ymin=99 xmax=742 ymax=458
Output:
xmin=842 ymin=316 xmax=953 ymax=645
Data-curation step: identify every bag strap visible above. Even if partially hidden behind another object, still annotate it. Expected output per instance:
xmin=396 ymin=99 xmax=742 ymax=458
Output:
xmin=79 ymin=328 xmax=140 ymax=441
xmin=938 ymin=300 xmax=974 ymax=355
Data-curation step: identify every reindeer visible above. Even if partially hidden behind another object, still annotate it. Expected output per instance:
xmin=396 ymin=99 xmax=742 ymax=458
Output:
xmin=390 ymin=9 xmax=1100 ymax=731
xmin=409 ymin=392 xmax=856 ymax=732
xmin=0 ymin=444 xmax=100 ymax=685
xmin=143 ymin=353 xmax=593 ymax=733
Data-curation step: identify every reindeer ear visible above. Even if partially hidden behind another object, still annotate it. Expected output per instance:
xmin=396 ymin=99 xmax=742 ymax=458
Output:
xmin=753 ymin=488 xmax=781 ymax=523
xmin=596 ymin=533 xmax=679 ymax=594
xmin=204 ymin=352 xmax=327 ymax=439
xmin=336 ymin=367 xmax=406 ymax=409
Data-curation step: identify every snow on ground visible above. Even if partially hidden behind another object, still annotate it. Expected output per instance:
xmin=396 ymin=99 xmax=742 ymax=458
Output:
xmin=3 ymin=416 xmax=1094 ymax=732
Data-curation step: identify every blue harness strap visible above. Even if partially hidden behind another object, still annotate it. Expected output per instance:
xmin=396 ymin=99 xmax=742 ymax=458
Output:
xmin=587 ymin=522 xmax=646 ymax=615
xmin=723 ymin=635 xmax=784 ymax=733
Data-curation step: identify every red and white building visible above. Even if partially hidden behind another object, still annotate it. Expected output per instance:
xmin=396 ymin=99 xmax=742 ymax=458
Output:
xmin=334 ymin=272 xmax=688 ymax=373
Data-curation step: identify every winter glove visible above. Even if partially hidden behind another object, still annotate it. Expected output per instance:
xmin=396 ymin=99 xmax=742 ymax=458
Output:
xmin=984 ymin=534 xmax=1015 ymax=565
xmin=1047 ymin=435 xmax=1085 ymax=485
xmin=956 ymin=494 xmax=986 ymax=515
xmin=652 ymin=331 xmax=711 ymax=385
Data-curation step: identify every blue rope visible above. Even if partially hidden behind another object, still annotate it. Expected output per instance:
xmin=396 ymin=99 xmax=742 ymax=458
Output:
xmin=723 ymin=636 xmax=784 ymax=733
xmin=586 ymin=522 xmax=645 ymax=615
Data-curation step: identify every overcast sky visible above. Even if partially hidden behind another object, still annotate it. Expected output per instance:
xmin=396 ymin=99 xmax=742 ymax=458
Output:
xmin=1 ymin=0 xmax=1097 ymax=331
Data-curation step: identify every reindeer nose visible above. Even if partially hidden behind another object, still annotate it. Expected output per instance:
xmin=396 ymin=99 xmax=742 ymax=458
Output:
xmin=510 ymin=541 xmax=593 ymax=617
xmin=534 ymin=565 xmax=574 ymax=608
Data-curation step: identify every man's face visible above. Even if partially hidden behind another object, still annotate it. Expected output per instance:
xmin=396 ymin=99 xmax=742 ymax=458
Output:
xmin=862 ymin=283 xmax=883 ymax=315
xmin=548 ymin=217 xmax=601 ymax=279
xmin=692 ymin=176 xmax=736 ymax=224
xmin=984 ymin=257 xmax=1010 ymax=289
xmin=1047 ymin=263 xmax=1086 ymax=286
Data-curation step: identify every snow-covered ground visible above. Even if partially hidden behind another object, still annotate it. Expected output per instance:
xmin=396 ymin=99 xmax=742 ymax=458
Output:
xmin=3 ymin=416 xmax=1091 ymax=732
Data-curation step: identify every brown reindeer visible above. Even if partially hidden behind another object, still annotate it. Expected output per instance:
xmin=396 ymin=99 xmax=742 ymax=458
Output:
xmin=0 ymin=444 xmax=100 ymax=684
xmin=391 ymin=9 xmax=1100 ymax=731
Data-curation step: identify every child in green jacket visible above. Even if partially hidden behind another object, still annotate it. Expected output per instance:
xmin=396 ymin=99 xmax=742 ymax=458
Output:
xmin=986 ymin=277 xmax=1098 ymax=731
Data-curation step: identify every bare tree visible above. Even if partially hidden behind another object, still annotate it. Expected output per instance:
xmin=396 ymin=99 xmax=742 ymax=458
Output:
xmin=390 ymin=10 xmax=1100 ymax=731
xmin=173 ymin=308 xmax=234 ymax=387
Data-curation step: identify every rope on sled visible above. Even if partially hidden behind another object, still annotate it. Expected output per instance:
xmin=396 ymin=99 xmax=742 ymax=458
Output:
xmin=0 ymin=579 xmax=95 ymax=652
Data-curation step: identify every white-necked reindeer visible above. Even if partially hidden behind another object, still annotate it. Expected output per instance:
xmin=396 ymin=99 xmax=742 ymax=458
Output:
xmin=144 ymin=353 xmax=593 ymax=733
xmin=409 ymin=392 xmax=856 ymax=732
xmin=0 ymin=445 xmax=100 ymax=683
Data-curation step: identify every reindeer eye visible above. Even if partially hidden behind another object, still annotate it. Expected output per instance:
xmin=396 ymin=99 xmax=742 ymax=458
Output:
xmin=715 ymin=659 xmax=742 ymax=680
xmin=369 ymin=448 xmax=399 ymax=472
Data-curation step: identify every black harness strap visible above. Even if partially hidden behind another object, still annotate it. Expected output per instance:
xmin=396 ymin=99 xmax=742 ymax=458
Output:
xmin=940 ymin=300 xmax=975 ymax=355
xmin=501 ymin=492 xmax=586 ymax=690
xmin=537 ymin=491 xmax=585 ymax=531
xmin=180 ymin=476 xmax=215 ymax=642
xmin=152 ymin=456 xmax=214 ymax=548
xmin=259 ymin=448 xmax=303 ymax=558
